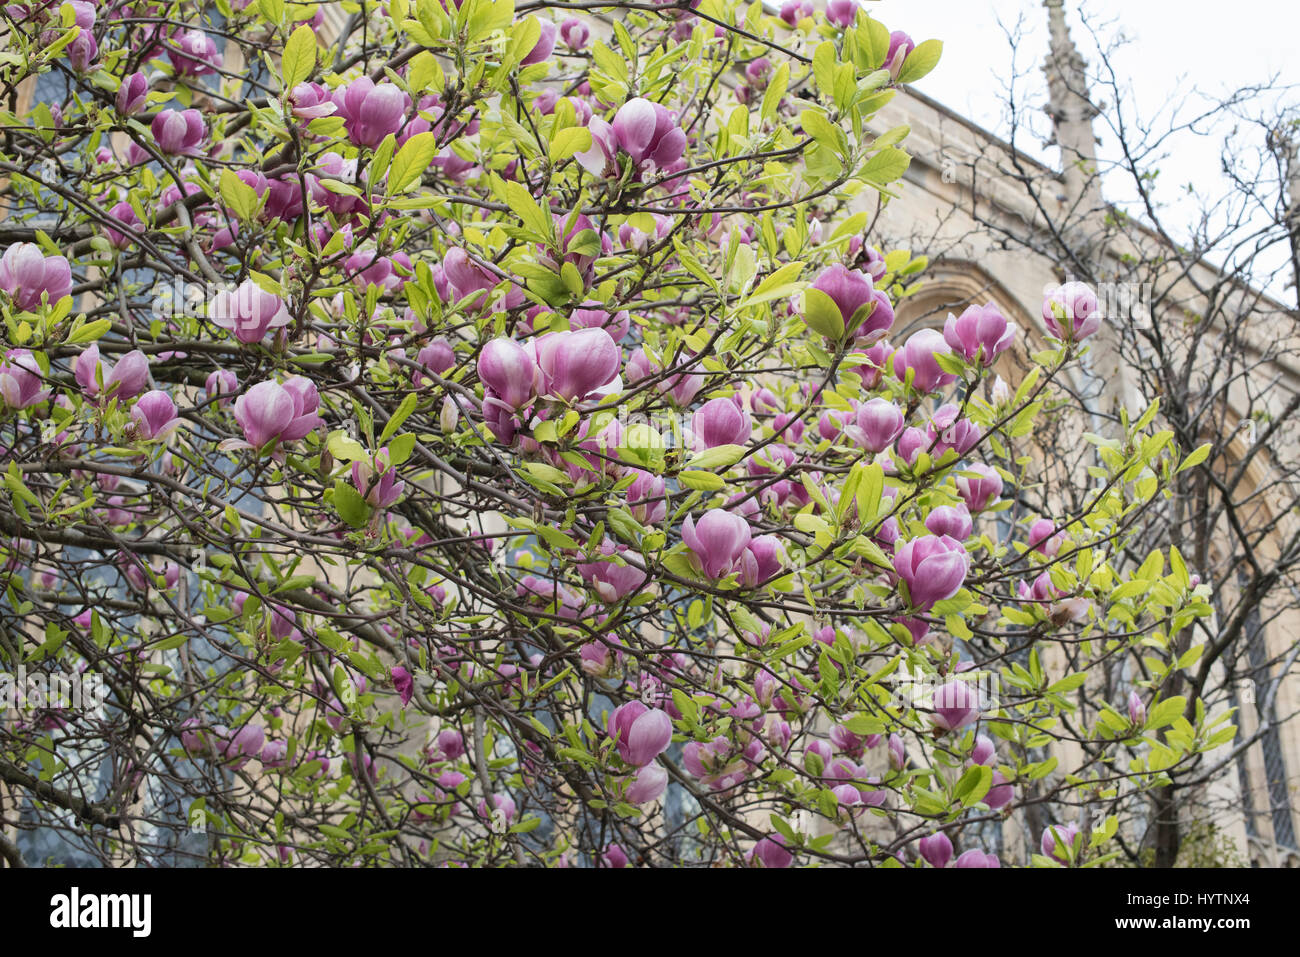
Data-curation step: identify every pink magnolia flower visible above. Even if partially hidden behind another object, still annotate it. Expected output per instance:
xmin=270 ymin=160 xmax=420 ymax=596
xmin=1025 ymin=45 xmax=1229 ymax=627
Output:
xmin=748 ymin=834 xmax=793 ymax=868
xmin=626 ymin=468 xmax=667 ymax=524
xmin=692 ymin=396 xmax=751 ymax=448
xmin=477 ymin=793 xmax=517 ymax=826
xmin=75 ymin=345 xmax=149 ymax=400
xmin=930 ymin=680 xmax=982 ymax=732
xmin=809 ymin=264 xmax=891 ymax=339
xmin=209 ymin=280 xmax=291 ymax=345
xmin=151 ymin=109 xmax=207 ymax=155
xmin=229 ymin=378 xmax=323 ymax=452
xmin=520 ymin=19 xmax=556 ymax=65
xmin=442 ymin=247 xmax=522 ymax=309
xmin=345 ymin=248 xmax=411 ymax=293
xmin=919 ymin=832 xmax=953 ymax=868
xmin=205 ymin=369 xmax=239 ymax=407
xmin=600 ymin=842 xmax=628 ymax=868
xmin=888 ymin=732 xmax=906 ymax=770
xmin=116 ymin=72 xmax=149 ymax=114
xmin=577 ymin=97 xmax=687 ymax=181
xmin=534 ymin=327 xmax=621 ymax=403
xmin=625 ymin=764 xmax=668 ymax=804
xmin=1018 ymin=571 xmax=1062 ymax=604
xmin=925 ymin=503 xmax=972 ymax=540
xmin=577 ymin=542 xmax=648 ymax=602
xmin=849 ymin=397 xmax=904 ymax=453
xmin=168 ymin=28 xmax=222 ymax=76
xmin=287 ymin=82 xmax=337 ymax=120
xmin=478 ymin=337 xmax=540 ymax=411
xmin=559 ymin=18 xmax=589 ymax=50
xmin=891 ymin=328 xmax=956 ymax=394
xmin=607 ymin=702 xmax=673 ymax=767
xmin=778 ymin=0 xmax=814 ymax=26
xmin=893 ymin=535 xmax=968 ymax=610
xmin=1041 ymin=823 xmax=1081 ymax=864
xmin=943 ymin=303 xmax=1015 ymax=365
xmin=986 ymin=770 xmax=1015 ymax=810
xmin=971 ymin=733 xmax=996 ymax=766
xmin=102 ymin=201 xmax=142 ymax=250
xmin=417 ymin=339 xmax=456 ymax=380
xmin=826 ymin=0 xmax=858 ymax=27
xmin=740 ymin=535 xmax=784 ymax=587
xmin=219 ymin=724 xmax=265 ymax=766
xmin=881 ymin=30 xmax=916 ymax=80
xmin=955 ymin=463 xmax=1003 ymax=512
xmin=684 ymin=736 xmax=762 ymax=792
xmin=1028 ymin=518 xmax=1064 ymax=557
xmin=1128 ymin=690 xmax=1146 ymax=726
xmin=352 ymin=446 xmax=405 ymax=508
xmin=67 ymin=30 xmax=98 ymax=71
xmin=0 ymin=242 xmax=71 ymax=310
xmin=682 ymin=509 xmax=752 ymax=579
xmin=1043 ymin=281 xmax=1101 ymax=341
xmin=130 ymin=390 xmax=182 ymax=441
xmin=391 ymin=666 xmax=414 ymax=706
xmin=332 ymin=78 xmax=410 ymax=148
xmin=954 ymin=849 xmax=1001 ymax=868
xmin=927 ymin=403 xmax=983 ymax=458
xmin=568 ymin=300 xmax=630 ymax=340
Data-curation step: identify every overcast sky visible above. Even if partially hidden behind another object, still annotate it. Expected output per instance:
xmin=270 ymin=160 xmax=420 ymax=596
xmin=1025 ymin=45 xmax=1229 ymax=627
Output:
xmin=871 ymin=0 xmax=1300 ymax=294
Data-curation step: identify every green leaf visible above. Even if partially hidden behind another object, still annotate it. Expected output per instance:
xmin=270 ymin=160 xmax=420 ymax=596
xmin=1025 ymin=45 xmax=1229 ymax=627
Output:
xmin=741 ymin=260 xmax=805 ymax=307
xmin=548 ymin=126 xmax=592 ymax=163
xmin=219 ymin=168 xmax=259 ymax=220
xmin=761 ymin=63 xmax=789 ymax=122
xmin=799 ymin=108 xmax=846 ymax=157
xmin=811 ymin=41 xmax=836 ymax=95
xmin=388 ymin=432 xmax=417 ymax=464
xmin=281 ymin=23 xmax=318 ymax=88
xmin=327 ymin=430 xmax=368 ymax=462
xmin=954 ymin=764 xmax=992 ymax=805
xmin=678 ymin=470 xmax=726 ymax=491
xmin=1146 ymin=696 xmax=1186 ymax=730
xmin=387 ymin=132 xmax=438 ymax=193
xmin=380 ymin=393 xmax=418 ymax=443
xmin=861 ymin=147 xmax=911 ymax=186
xmin=895 ymin=39 xmax=942 ymax=85
xmin=802 ymin=287 xmax=846 ymax=339
xmin=1175 ymin=442 xmax=1212 ymax=474
xmin=686 ymin=444 xmax=748 ymax=470
xmin=504 ymin=180 xmax=554 ymax=242
xmin=1047 ymin=673 xmax=1088 ymax=694
xmin=65 ymin=318 xmax=111 ymax=344
xmin=369 ymin=134 xmax=397 ymax=188
xmin=333 ymin=479 xmax=372 ymax=528
xmin=273 ymin=574 xmax=318 ymax=593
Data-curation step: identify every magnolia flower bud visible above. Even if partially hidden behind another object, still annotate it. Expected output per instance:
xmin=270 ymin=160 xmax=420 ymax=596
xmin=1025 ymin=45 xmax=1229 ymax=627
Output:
xmin=116 ymin=72 xmax=149 ymax=115
xmin=931 ymin=680 xmax=982 ymax=732
xmin=1041 ymin=823 xmax=1081 ymax=864
xmin=918 ymin=832 xmax=953 ymax=868
xmin=1128 ymin=690 xmax=1146 ymax=726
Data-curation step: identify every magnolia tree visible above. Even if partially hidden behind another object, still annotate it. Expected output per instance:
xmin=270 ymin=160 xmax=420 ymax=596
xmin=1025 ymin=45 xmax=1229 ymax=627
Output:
xmin=927 ymin=6 xmax=1300 ymax=866
xmin=0 ymin=0 xmax=1220 ymax=869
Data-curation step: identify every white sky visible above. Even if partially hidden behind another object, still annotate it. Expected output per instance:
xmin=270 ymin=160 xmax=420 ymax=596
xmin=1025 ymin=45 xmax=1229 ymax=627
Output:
xmin=871 ymin=0 xmax=1300 ymax=296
